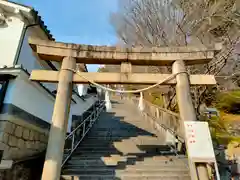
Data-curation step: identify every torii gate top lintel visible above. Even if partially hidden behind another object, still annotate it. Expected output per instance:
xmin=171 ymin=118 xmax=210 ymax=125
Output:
xmin=29 ymin=37 xmax=221 ymax=85
xmin=28 ymin=37 xmax=222 ymax=66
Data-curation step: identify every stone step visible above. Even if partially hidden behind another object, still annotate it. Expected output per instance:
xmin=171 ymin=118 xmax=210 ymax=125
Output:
xmin=75 ymin=147 xmax=118 ymax=151
xmin=78 ymin=143 xmax=168 ymax=150
xmin=67 ymin=155 xmax=139 ymax=165
xmin=82 ymin=138 xmax=166 ymax=145
xmin=63 ymin=164 xmax=189 ymax=171
xmin=89 ymin=126 xmax=152 ymax=130
xmin=64 ymin=162 xmax=189 ymax=172
xmin=67 ymin=160 xmax=187 ymax=168
xmin=62 ymin=169 xmax=190 ymax=177
xmin=67 ymin=156 xmax=187 ymax=167
xmin=137 ymin=156 xmax=186 ymax=161
xmin=72 ymin=152 xmax=123 ymax=157
xmin=81 ymin=136 xmax=162 ymax=141
xmin=67 ymin=159 xmax=116 ymax=166
xmin=75 ymin=144 xmax=170 ymax=150
xmin=127 ymin=163 xmax=188 ymax=169
xmin=80 ymin=139 xmax=122 ymax=144
xmin=76 ymin=145 xmax=169 ymax=153
xmin=91 ymin=121 xmax=151 ymax=126
xmin=61 ymin=175 xmax=191 ymax=180
xmin=85 ymin=137 xmax=134 ymax=141
xmin=90 ymin=126 xmax=154 ymax=132
xmin=71 ymin=150 xmax=172 ymax=159
xmin=62 ymin=169 xmax=190 ymax=176
xmin=88 ymin=127 xmax=151 ymax=131
xmin=135 ymin=161 xmax=188 ymax=167
xmin=137 ymin=157 xmax=188 ymax=164
xmin=78 ymin=144 xmax=118 ymax=149
xmin=86 ymin=132 xmax=154 ymax=137
xmin=74 ymin=148 xmax=122 ymax=153
xmin=85 ymin=135 xmax=157 ymax=139
xmin=69 ymin=153 xmax=152 ymax=160
xmin=69 ymin=154 xmax=184 ymax=160
xmin=74 ymin=148 xmax=171 ymax=155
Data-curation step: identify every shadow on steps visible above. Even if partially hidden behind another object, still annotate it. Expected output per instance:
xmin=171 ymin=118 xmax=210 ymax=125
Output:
xmin=62 ymin=102 xmax=189 ymax=180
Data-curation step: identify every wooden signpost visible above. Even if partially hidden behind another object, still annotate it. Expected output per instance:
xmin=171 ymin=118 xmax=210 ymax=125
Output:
xmin=28 ymin=37 xmax=221 ymax=180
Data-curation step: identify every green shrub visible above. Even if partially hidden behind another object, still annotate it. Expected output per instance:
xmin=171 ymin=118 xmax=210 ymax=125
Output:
xmin=216 ymin=90 xmax=240 ymax=114
xmin=150 ymin=94 xmax=164 ymax=107
xmin=152 ymin=97 xmax=164 ymax=106
xmin=205 ymin=116 xmax=239 ymax=145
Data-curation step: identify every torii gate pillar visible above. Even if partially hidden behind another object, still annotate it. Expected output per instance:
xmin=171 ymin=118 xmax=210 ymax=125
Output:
xmin=173 ymin=60 xmax=209 ymax=180
xmin=41 ymin=57 xmax=76 ymax=180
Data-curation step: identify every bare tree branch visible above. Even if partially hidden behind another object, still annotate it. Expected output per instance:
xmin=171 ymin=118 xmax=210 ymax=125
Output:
xmin=110 ymin=0 xmax=240 ymax=108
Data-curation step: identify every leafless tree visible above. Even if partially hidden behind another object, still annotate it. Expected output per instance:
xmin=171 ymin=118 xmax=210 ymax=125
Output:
xmin=110 ymin=0 xmax=240 ymax=109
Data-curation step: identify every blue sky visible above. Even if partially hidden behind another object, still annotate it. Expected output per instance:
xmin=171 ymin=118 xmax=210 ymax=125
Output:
xmin=13 ymin=0 xmax=119 ymax=72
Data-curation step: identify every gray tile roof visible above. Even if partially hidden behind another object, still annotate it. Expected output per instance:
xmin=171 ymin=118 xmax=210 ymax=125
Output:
xmin=6 ymin=0 xmax=54 ymax=40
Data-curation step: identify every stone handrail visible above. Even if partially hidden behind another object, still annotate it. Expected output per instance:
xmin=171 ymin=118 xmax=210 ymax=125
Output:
xmin=129 ymin=97 xmax=184 ymax=143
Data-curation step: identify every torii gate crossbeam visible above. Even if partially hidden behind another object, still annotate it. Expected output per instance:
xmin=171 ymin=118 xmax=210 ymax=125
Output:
xmin=28 ymin=37 xmax=221 ymax=180
xmin=29 ymin=37 xmax=221 ymax=66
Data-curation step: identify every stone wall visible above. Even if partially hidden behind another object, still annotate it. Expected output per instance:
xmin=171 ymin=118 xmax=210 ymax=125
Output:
xmin=0 ymin=120 xmax=48 ymax=160
xmin=0 ymin=104 xmax=50 ymax=160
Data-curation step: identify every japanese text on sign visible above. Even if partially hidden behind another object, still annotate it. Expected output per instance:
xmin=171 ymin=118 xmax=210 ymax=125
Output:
xmin=184 ymin=121 xmax=215 ymax=159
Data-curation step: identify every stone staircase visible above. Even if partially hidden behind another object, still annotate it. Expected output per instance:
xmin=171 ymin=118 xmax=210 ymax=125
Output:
xmin=61 ymin=100 xmax=190 ymax=180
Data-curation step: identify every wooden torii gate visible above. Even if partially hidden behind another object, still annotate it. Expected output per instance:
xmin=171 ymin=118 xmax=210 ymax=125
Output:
xmin=28 ymin=37 xmax=221 ymax=180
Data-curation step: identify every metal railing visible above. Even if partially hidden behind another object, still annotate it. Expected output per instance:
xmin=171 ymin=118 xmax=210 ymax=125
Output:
xmin=61 ymin=100 xmax=105 ymax=167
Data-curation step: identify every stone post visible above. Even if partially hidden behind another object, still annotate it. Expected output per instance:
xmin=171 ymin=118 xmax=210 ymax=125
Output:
xmin=41 ymin=57 xmax=76 ymax=180
xmin=173 ymin=60 xmax=209 ymax=180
